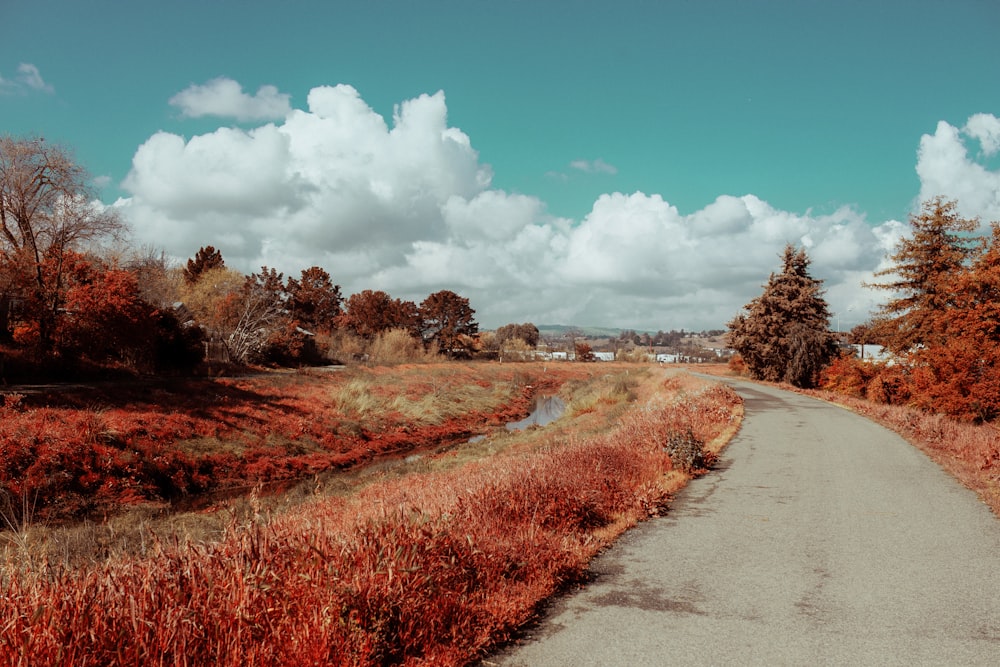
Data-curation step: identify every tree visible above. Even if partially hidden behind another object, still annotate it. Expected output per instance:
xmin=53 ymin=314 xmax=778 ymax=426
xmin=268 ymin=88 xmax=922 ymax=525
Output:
xmin=419 ymin=290 xmax=478 ymax=357
xmin=495 ymin=322 xmax=540 ymax=348
xmin=177 ymin=265 xmax=245 ymax=329
xmin=727 ymin=244 xmax=837 ymax=388
xmin=905 ymin=222 xmax=1000 ymax=420
xmin=183 ymin=246 xmax=225 ymax=284
xmin=286 ymin=266 xmax=342 ymax=333
xmin=125 ymin=246 xmax=182 ymax=310
xmin=219 ymin=267 xmax=288 ymax=363
xmin=575 ymin=341 xmax=596 ymax=362
xmin=56 ymin=256 xmax=156 ymax=369
xmin=868 ymin=197 xmax=978 ymax=354
xmin=0 ymin=136 xmax=124 ymax=350
xmin=338 ymin=290 xmax=418 ymax=340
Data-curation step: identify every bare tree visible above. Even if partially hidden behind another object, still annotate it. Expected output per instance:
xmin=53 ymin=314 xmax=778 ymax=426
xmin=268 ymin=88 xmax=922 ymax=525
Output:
xmin=0 ymin=136 xmax=124 ymax=349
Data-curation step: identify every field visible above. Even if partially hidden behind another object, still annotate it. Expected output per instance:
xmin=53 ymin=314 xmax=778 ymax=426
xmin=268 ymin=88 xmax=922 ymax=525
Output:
xmin=1 ymin=362 xmax=743 ymax=666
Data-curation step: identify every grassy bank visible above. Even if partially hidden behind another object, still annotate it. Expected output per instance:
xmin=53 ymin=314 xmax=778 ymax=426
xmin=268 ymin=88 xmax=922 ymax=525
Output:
xmin=1 ymin=365 xmax=742 ymax=666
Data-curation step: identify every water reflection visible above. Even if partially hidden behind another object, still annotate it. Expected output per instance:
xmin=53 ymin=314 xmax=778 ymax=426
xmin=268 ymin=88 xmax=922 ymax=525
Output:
xmin=471 ymin=395 xmax=566 ymax=443
xmin=505 ymin=395 xmax=566 ymax=430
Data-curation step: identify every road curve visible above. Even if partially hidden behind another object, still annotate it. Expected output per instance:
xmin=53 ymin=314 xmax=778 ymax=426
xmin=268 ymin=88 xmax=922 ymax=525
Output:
xmin=487 ymin=379 xmax=1000 ymax=666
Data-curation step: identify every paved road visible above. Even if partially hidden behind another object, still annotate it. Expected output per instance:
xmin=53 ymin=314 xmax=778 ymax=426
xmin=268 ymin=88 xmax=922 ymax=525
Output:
xmin=488 ymin=380 xmax=1000 ymax=666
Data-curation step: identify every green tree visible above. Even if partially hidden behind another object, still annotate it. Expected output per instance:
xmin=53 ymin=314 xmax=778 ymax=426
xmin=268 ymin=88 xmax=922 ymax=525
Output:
xmin=727 ymin=244 xmax=837 ymax=388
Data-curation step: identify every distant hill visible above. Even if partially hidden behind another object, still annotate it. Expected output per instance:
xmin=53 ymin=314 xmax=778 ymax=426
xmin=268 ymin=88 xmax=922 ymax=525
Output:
xmin=536 ymin=324 xmax=624 ymax=338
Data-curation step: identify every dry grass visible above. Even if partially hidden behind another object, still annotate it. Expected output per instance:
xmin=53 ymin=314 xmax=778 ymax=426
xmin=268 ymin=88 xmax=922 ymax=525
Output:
xmin=0 ymin=366 xmax=743 ymax=666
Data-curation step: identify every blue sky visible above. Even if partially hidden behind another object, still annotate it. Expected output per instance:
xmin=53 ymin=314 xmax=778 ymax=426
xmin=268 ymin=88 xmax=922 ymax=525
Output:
xmin=3 ymin=0 xmax=1000 ymax=330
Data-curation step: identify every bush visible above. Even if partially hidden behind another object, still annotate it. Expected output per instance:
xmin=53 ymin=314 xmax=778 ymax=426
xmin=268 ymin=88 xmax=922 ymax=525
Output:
xmin=663 ymin=428 xmax=708 ymax=472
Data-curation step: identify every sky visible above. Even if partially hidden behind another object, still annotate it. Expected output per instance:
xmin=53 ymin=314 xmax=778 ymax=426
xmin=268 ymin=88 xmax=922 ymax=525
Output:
xmin=3 ymin=0 xmax=1000 ymax=332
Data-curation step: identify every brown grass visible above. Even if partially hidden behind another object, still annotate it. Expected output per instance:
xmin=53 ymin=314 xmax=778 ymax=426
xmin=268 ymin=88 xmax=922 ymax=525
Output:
xmin=0 ymin=365 xmax=743 ymax=666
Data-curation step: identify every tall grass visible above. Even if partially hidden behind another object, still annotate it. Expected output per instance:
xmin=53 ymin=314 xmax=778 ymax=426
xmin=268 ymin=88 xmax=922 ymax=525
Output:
xmin=0 ymin=369 xmax=742 ymax=666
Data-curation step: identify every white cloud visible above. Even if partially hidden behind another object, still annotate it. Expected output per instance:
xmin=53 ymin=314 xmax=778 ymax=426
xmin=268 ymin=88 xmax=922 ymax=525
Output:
xmin=126 ymin=81 xmax=983 ymax=331
xmin=569 ymin=158 xmax=618 ymax=175
xmin=169 ymin=77 xmax=292 ymax=121
xmin=964 ymin=113 xmax=1000 ymax=157
xmin=0 ymin=63 xmax=54 ymax=94
xmin=916 ymin=115 xmax=1000 ymax=223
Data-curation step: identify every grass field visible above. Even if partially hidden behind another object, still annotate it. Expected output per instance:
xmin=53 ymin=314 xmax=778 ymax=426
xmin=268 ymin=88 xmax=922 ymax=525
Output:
xmin=1 ymin=362 xmax=742 ymax=666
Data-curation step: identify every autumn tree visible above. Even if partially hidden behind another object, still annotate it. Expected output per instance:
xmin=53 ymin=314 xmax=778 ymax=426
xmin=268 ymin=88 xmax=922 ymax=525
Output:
xmin=419 ymin=290 xmax=478 ymax=357
xmin=177 ymin=265 xmax=245 ymax=330
xmin=495 ymin=322 xmax=540 ymax=348
xmin=574 ymin=341 xmax=596 ymax=362
xmin=338 ymin=290 xmax=418 ymax=340
xmin=904 ymin=221 xmax=1000 ymax=420
xmin=727 ymin=244 xmax=837 ymax=388
xmin=0 ymin=136 xmax=124 ymax=350
xmin=56 ymin=256 xmax=152 ymax=364
xmin=183 ymin=246 xmax=225 ymax=284
xmin=286 ymin=266 xmax=342 ymax=333
xmin=868 ymin=197 xmax=978 ymax=354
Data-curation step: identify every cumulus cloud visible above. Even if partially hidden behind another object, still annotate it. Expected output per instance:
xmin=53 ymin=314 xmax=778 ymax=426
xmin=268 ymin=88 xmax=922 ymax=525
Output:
xmin=964 ymin=113 xmax=1000 ymax=157
xmin=916 ymin=114 xmax=1000 ymax=223
xmin=124 ymin=81 xmax=979 ymax=331
xmin=169 ymin=77 xmax=292 ymax=121
xmin=0 ymin=62 xmax=54 ymax=94
xmin=569 ymin=158 xmax=618 ymax=175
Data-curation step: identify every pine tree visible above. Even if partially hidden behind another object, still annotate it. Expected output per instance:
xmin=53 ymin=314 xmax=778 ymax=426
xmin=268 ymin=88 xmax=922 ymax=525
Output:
xmin=183 ymin=246 xmax=225 ymax=284
xmin=868 ymin=197 xmax=978 ymax=353
xmin=727 ymin=244 xmax=837 ymax=388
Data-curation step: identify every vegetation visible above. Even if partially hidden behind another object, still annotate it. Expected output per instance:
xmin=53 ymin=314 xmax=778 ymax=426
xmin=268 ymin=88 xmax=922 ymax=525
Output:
xmin=0 ymin=364 xmax=572 ymax=526
xmin=1 ymin=365 xmax=743 ymax=666
xmin=727 ymin=244 xmax=837 ymax=388
xmin=824 ymin=198 xmax=1000 ymax=422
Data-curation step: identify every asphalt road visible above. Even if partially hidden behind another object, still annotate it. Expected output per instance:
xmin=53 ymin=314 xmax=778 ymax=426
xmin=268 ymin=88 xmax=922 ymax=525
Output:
xmin=487 ymin=379 xmax=1000 ymax=666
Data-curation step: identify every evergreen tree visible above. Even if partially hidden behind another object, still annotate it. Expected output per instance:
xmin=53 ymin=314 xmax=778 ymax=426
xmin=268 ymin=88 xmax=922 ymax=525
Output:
xmin=727 ymin=244 xmax=837 ymax=388
xmin=868 ymin=197 xmax=978 ymax=353
xmin=183 ymin=246 xmax=225 ymax=284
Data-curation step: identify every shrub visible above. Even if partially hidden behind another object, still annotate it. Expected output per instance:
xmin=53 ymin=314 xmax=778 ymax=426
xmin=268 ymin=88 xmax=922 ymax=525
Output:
xmin=663 ymin=428 xmax=708 ymax=472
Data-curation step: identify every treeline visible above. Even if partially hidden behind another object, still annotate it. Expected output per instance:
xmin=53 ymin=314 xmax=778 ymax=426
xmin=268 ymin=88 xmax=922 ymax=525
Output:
xmin=176 ymin=246 xmax=482 ymax=366
xmin=0 ymin=136 xmax=490 ymax=380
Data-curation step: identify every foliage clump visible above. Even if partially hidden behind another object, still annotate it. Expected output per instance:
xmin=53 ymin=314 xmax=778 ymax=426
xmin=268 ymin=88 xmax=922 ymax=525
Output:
xmin=823 ymin=198 xmax=1000 ymax=422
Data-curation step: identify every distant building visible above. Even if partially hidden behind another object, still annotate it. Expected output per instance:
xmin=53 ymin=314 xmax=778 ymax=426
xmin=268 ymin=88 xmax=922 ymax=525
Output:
xmin=852 ymin=344 xmax=893 ymax=363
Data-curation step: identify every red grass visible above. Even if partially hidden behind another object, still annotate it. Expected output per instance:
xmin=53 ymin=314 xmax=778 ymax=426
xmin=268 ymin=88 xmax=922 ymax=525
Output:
xmin=0 ymin=366 xmax=574 ymax=523
xmin=0 ymin=370 xmax=742 ymax=666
